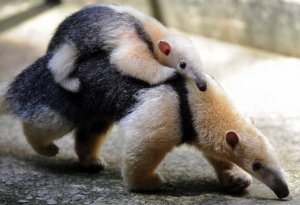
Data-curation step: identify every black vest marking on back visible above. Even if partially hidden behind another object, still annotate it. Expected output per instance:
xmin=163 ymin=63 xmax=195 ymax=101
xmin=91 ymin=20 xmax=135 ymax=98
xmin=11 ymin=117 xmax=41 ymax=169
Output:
xmin=167 ymin=78 xmax=198 ymax=143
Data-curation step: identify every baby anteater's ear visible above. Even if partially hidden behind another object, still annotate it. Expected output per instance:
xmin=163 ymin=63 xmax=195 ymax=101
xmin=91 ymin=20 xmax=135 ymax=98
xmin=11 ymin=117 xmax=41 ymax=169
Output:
xmin=225 ymin=131 xmax=240 ymax=149
xmin=158 ymin=41 xmax=171 ymax=56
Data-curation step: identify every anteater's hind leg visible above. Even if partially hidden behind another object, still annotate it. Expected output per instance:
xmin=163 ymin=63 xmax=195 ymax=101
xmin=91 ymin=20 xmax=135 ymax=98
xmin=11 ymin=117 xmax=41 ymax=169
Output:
xmin=75 ymin=121 xmax=113 ymax=173
xmin=23 ymin=122 xmax=72 ymax=157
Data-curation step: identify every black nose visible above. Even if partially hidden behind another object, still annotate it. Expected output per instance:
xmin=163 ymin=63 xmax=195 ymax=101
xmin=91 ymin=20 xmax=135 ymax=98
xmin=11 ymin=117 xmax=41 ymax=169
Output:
xmin=273 ymin=181 xmax=290 ymax=199
xmin=196 ymin=82 xmax=207 ymax=92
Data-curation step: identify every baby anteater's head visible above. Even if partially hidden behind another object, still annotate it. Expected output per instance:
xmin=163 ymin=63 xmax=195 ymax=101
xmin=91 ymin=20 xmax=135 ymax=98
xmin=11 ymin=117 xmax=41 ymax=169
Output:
xmin=157 ymin=34 xmax=207 ymax=91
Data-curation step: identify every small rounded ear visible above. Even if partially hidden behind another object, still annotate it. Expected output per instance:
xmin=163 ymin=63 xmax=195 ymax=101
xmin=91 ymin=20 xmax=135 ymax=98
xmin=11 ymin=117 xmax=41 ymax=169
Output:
xmin=225 ymin=131 xmax=239 ymax=149
xmin=158 ymin=40 xmax=171 ymax=56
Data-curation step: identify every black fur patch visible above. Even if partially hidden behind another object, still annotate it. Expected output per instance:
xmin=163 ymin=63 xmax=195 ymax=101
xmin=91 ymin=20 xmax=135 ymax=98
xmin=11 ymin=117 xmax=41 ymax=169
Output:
xmin=47 ymin=6 xmax=118 ymax=52
xmin=6 ymin=52 xmax=148 ymax=128
xmin=133 ymin=21 xmax=154 ymax=53
xmin=47 ymin=5 xmax=154 ymax=54
xmin=168 ymin=78 xmax=198 ymax=143
xmin=7 ymin=51 xmax=197 ymax=143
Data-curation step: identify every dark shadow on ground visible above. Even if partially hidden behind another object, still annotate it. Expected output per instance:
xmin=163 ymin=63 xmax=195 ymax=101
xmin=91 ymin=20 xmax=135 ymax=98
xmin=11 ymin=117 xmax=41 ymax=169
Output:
xmin=0 ymin=151 xmax=245 ymax=198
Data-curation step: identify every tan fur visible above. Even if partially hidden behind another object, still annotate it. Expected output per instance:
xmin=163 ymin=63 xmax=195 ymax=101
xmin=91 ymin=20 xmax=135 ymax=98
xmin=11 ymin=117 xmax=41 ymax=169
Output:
xmin=186 ymin=76 xmax=270 ymax=161
xmin=117 ymin=74 xmax=287 ymax=197
xmin=23 ymin=121 xmax=71 ymax=157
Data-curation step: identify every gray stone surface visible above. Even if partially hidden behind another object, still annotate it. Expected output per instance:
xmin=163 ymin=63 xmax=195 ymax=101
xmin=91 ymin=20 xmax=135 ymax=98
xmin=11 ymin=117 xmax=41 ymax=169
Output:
xmin=0 ymin=1 xmax=300 ymax=204
xmin=159 ymin=0 xmax=300 ymax=57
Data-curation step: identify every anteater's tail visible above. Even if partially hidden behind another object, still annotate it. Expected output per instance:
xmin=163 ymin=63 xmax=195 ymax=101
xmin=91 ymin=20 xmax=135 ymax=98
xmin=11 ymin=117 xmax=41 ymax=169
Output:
xmin=0 ymin=80 xmax=11 ymax=115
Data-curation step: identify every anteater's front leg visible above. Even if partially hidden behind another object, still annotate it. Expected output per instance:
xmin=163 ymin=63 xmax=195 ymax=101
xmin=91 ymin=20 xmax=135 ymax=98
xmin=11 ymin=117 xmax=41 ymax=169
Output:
xmin=203 ymin=153 xmax=252 ymax=194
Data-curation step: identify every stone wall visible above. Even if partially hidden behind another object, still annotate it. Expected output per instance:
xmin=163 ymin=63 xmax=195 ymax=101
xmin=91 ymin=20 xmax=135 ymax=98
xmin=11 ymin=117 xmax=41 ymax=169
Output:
xmin=158 ymin=0 xmax=300 ymax=57
xmin=2 ymin=0 xmax=299 ymax=57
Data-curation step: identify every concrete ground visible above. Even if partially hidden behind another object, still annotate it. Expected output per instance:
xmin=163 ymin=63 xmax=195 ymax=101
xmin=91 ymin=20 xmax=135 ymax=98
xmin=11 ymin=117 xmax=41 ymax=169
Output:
xmin=1 ymin=1 xmax=300 ymax=205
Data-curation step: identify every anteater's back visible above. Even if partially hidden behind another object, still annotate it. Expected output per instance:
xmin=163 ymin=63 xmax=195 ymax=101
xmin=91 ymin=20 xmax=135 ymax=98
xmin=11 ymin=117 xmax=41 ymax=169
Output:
xmin=6 ymin=51 xmax=151 ymax=127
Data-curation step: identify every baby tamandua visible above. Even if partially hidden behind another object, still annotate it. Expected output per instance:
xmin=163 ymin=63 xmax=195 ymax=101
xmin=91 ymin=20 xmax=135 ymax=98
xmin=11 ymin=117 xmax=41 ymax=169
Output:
xmin=47 ymin=4 xmax=207 ymax=92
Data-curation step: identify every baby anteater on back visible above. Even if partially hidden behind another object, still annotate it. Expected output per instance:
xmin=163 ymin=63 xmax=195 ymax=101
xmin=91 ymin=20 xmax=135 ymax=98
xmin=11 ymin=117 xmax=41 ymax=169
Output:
xmin=47 ymin=4 xmax=207 ymax=92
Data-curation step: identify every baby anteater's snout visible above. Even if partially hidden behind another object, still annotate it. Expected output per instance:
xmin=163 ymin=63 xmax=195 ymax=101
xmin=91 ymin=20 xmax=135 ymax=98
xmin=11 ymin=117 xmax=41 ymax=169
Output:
xmin=196 ymin=75 xmax=207 ymax=92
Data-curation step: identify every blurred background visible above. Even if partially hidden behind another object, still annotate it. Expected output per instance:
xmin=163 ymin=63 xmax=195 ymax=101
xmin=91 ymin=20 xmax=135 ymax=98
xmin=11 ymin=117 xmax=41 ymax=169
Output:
xmin=0 ymin=0 xmax=300 ymax=204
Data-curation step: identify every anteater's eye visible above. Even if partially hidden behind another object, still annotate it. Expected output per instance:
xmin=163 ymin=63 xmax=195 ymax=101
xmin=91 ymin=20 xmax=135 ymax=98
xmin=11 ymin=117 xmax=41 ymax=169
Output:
xmin=179 ymin=61 xmax=187 ymax=69
xmin=252 ymin=161 xmax=263 ymax=172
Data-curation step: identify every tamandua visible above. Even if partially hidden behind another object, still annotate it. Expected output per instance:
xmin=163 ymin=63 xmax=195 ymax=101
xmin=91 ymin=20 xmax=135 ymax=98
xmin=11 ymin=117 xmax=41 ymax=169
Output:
xmin=47 ymin=4 xmax=207 ymax=92
xmin=0 ymin=51 xmax=288 ymax=199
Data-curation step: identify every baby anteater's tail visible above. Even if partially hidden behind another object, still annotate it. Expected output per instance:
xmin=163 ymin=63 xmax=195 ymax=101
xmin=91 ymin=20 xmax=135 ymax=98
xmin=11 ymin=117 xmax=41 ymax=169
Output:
xmin=0 ymin=80 xmax=11 ymax=115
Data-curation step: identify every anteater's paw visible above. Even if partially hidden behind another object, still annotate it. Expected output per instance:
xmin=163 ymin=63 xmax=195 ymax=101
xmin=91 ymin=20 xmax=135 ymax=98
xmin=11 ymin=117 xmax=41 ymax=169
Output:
xmin=219 ymin=167 xmax=252 ymax=194
xmin=34 ymin=143 xmax=59 ymax=157
xmin=80 ymin=158 xmax=106 ymax=173
xmin=128 ymin=172 xmax=166 ymax=192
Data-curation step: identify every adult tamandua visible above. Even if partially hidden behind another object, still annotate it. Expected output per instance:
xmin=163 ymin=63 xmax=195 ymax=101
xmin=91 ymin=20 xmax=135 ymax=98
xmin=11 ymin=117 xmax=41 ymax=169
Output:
xmin=0 ymin=52 xmax=288 ymax=199
xmin=47 ymin=4 xmax=207 ymax=92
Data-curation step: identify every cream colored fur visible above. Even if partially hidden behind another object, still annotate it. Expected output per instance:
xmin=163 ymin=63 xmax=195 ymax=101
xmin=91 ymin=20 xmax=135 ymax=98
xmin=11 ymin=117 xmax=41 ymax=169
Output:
xmin=118 ymin=86 xmax=182 ymax=190
xmin=109 ymin=37 xmax=176 ymax=84
xmin=22 ymin=110 xmax=72 ymax=157
xmin=48 ymin=43 xmax=80 ymax=92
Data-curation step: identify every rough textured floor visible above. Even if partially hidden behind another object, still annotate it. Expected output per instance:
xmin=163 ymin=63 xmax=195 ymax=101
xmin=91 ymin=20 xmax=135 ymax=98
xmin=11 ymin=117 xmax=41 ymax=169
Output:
xmin=0 ymin=2 xmax=300 ymax=205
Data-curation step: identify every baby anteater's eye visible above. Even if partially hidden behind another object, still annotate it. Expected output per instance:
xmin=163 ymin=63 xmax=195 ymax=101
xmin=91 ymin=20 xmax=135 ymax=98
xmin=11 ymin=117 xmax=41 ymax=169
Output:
xmin=252 ymin=161 xmax=263 ymax=172
xmin=179 ymin=61 xmax=187 ymax=69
